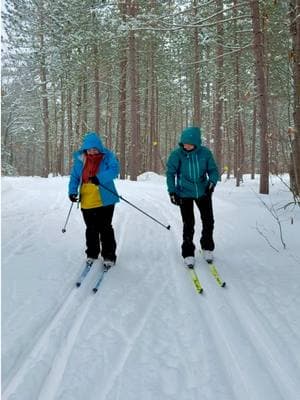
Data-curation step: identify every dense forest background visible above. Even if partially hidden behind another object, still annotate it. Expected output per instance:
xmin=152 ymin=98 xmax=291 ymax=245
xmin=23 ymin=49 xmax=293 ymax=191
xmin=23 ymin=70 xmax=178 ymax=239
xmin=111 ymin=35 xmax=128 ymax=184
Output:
xmin=1 ymin=0 xmax=300 ymax=196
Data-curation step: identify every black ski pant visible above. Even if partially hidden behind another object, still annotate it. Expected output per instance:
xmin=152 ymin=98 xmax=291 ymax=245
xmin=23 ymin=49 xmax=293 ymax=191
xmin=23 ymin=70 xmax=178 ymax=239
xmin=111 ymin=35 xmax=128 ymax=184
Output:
xmin=81 ymin=205 xmax=116 ymax=262
xmin=179 ymin=195 xmax=215 ymax=258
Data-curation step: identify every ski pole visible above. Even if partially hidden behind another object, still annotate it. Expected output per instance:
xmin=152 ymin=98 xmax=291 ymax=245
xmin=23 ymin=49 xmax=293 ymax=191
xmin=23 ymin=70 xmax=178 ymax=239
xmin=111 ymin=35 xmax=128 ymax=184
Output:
xmin=62 ymin=202 xmax=74 ymax=233
xmin=99 ymin=182 xmax=171 ymax=231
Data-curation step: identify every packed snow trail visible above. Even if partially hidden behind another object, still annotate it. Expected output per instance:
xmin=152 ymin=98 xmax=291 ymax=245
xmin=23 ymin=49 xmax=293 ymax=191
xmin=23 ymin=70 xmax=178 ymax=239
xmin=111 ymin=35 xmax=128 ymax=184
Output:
xmin=2 ymin=174 xmax=300 ymax=400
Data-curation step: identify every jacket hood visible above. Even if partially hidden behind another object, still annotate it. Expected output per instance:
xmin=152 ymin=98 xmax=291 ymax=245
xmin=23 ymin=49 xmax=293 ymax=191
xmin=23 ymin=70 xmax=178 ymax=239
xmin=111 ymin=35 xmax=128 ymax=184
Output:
xmin=179 ymin=127 xmax=202 ymax=149
xmin=79 ymin=132 xmax=105 ymax=153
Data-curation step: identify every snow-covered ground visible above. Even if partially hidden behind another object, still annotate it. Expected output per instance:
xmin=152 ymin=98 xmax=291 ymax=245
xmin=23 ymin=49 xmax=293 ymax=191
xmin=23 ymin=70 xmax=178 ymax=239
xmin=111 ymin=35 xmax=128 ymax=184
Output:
xmin=2 ymin=174 xmax=300 ymax=400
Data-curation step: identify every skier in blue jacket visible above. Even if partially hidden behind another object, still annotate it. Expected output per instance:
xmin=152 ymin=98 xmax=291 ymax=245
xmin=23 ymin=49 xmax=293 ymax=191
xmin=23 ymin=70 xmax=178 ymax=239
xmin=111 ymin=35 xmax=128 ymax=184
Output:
xmin=166 ymin=126 xmax=219 ymax=266
xmin=68 ymin=132 xmax=119 ymax=267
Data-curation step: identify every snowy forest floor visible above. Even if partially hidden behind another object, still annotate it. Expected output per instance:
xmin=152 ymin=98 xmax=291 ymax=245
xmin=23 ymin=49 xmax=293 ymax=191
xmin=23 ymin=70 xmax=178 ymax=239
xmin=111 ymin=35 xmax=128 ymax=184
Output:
xmin=2 ymin=174 xmax=300 ymax=400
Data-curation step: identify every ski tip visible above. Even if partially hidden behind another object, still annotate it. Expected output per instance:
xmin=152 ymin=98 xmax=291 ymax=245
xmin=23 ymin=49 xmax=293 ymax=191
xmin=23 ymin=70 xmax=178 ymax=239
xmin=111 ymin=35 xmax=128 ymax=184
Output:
xmin=76 ymin=282 xmax=81 ymax=287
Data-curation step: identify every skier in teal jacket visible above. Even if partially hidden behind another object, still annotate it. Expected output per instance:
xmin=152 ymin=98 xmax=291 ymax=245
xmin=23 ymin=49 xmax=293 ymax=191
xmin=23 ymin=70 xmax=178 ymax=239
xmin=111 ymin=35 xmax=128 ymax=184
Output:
xmin=166 ymin=126 xmax=219 ymax=266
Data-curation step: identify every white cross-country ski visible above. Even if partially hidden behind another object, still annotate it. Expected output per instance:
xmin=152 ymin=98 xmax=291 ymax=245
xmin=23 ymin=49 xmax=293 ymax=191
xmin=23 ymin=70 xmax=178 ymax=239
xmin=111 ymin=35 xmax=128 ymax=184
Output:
xmin=92 ymin=264 xmax=112 ymax=293
xmin=76 ymin=259 xmax=94 ymax=287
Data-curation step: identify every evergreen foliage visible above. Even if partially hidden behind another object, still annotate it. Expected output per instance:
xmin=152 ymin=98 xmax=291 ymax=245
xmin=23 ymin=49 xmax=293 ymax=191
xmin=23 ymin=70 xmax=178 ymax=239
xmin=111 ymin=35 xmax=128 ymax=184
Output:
xmin=1 ymin=0 xmax=299 ymax=197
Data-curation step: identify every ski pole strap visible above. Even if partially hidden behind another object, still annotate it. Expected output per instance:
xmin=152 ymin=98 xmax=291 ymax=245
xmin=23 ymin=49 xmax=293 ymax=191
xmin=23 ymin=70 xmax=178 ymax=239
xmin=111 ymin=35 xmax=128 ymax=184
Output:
xmin=99 ymin=182 xmax=171 ymax=231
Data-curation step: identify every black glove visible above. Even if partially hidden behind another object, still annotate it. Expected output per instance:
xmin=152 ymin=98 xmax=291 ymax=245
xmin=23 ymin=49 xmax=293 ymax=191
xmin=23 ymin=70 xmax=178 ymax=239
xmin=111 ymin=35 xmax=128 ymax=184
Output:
xmin=170 ymin=193 xmax=181 ymax=206
xmin=89 ymin=176 xmax=99 ymax=185
xmin=205 ymin=182 xmax=215 ymax=196
xmin=69 ymin=194 xmax=78 ymax=202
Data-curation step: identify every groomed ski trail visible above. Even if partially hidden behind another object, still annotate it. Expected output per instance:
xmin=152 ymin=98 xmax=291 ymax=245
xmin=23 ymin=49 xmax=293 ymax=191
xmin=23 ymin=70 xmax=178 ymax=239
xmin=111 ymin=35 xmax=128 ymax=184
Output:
xmin=151 ymin=191 xmax=300 ymax=400
xmin=36 ymin=214 xmax=129 ymax=400
xmin=2 ymin=176 xmax=300 ymax=400
xmin=2 ymin=210 xmax=129 ymax=400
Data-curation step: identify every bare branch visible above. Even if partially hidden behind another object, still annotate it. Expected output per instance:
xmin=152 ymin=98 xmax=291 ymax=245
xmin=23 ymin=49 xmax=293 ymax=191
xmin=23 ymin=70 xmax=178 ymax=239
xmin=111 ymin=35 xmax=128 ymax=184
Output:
xmin=255 ymin=222 xmax=280 ymax=253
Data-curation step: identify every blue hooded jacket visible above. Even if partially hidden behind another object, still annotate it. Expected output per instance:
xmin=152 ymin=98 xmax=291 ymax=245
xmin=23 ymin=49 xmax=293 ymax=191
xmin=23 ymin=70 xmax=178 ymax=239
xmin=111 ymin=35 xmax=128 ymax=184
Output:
xmin=166 ymin=127 xmax=219 ymax=198
xmin=68 ymin=132 xmax=120 ymax=207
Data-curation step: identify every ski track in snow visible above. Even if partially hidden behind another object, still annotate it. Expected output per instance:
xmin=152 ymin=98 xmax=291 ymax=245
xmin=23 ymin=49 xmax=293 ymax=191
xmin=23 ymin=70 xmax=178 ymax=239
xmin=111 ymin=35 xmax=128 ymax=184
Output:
xmin=2 ymin=286 xmax=79 ymax=400
xmin=97 ymin=197 xmax=178 ymax=399
xmin=195 ymin=267 xmax=298 ymax=400
xmin=157 ymin=200 xmax=247 ymax=398
xmin=37 ymin=295 xmax=95 ymax=400
xmin=36 ymin=211 xmax=130 ymax=399
xmin=3 ymin=208 xmax=129 ymax=400
xmin=151 ymin=193 xmax=300 ymax=400
xmin=3 ymin=264 xmax=104 ymax=400
xmin=2 ymin=187 xmax=66 ymax=263
xmin=99 ymin=271 xmax=169 ymax=399
xmin=2 ymin=176 xmax=300 ymax=400
xmin=157 ymin=218 xmax=235 ymax=399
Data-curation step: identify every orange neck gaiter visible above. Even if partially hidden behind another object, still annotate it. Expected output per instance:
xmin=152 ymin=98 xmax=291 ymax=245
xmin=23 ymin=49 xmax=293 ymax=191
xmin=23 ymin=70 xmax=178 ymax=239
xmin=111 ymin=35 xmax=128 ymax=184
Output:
xmin=82 ymin=153 xmax=103 ymax=183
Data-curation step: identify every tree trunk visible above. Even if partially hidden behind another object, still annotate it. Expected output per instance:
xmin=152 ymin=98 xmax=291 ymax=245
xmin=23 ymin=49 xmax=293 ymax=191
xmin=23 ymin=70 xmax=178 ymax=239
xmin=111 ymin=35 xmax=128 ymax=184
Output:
xmin=233 ymin=0 xmax=244 ymax=186
xmin=214 ymin=0 xmax=224 ymax=173
xmin=67 ymin=87 xmax=73 ymax=172
xmin=192 ymin=0 xmax=201 ymax=127
xmin=235 ymin=105 xmax=244 ymax=186
xmin=53 ymin=90 xmax=58 ymax=176
xmin=251 ymin=99 xmax=257 ymax=179
xmin=105 ymin=79 xmax=113 ymax=148
xmin=149 ymin=40 xmax=157 ymax=171
xmin=269 ymin=96 xmax=279 ymax=175
xmin=38 ymin=4 xmax=50 ymax=177
xmin=117 ymin=2 xmax=128 ymax=179
xmin=223 ymin=98 xmax=232 ymax=178
xmin=75 ymin=83 xmax=82 ymax=150
xmin=82 ymin=67 xmax=88 ymax=134
xmin=94 ymin=44 xmax=100 ymax=134
xmin=59 ymin=80 xmax=65 ymax=176
xmin=290 ymin=0 xmax=300 ymax=195
xmin=155 ymin=82 xmax=160 ymax=172
xmin=127 ymin=0 xmax=140 ymax=181
xmin=250 ymin=0 xmax=269 ymax=194
xmin=143 ymin=60 xmax=149 ymax=172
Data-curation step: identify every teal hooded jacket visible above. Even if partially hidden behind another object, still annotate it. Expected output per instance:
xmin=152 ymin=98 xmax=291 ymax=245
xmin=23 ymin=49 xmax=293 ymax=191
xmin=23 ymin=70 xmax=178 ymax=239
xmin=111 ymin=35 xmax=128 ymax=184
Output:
xmin=166 ymin=127 xmax=219 ymax=198
xmin=68 ymin=132 xmax=120 ymax=206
